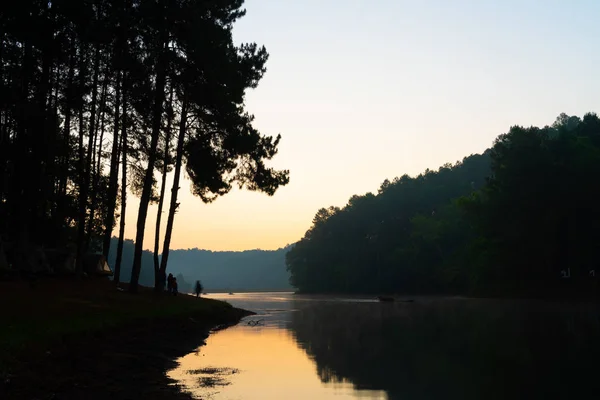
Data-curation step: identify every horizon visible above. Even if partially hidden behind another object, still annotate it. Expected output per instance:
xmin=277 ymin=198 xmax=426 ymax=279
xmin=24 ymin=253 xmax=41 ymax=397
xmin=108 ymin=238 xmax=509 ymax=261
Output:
xmin=113 ymin=237 xmax=294 ymax=253
xmin=122 ymin=0 xmax=600 ymax=252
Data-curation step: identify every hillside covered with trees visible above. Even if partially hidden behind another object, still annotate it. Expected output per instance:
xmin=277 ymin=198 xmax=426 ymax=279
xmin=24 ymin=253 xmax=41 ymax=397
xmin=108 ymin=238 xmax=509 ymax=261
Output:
xmin=286 ymin=113 xmax=600 ymax=298
xmin=108 ymin=238 xmax=292 ymax=292
xmin=166 ymin=246 xmax=292 ymax=292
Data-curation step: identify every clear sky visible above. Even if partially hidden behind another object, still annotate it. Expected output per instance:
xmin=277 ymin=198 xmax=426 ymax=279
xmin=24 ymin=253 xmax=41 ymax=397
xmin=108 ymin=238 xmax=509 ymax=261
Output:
xmin=124 ymin=0 xmax=600 ymax=251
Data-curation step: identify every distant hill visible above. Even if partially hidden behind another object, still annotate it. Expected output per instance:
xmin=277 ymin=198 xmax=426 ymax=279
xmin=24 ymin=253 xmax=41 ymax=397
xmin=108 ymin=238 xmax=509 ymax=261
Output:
xmin=166 ymin=246 xmax=293 ymax=292
xmin=107 ymin=239 xmax=293 ymax=292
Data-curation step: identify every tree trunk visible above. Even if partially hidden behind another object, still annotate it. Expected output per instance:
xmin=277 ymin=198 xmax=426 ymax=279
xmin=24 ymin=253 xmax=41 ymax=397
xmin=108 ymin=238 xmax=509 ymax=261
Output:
xmin=78 ymin=45 xmax=100 ymax=252
xmin=35 ymin=23 xmax=52 ymax=233
xmin=153 ymin=86 xmax=174 ymax=290
xmin=87 ymin=59 xmax=108 ymax=248
xmin=59 ymin=42 xmax=76 ymax=200
xmin=95 ymin=111 xmax=107 ymax=198
xmin=55 ymin=39 xmax=76 ymax=238
xmin=48 ymin=63 xmax=61 ymax=221
xmin=159 ymin=98 xmax=187 ymax=281
xmin=0 ymin=35 xmax=4 ymax=203
xmin=129 ymin=18 xmax=168 ymax=293
xmin=102 ymin=70 xmax=121 ymax=258
xmin=75 ymin=45 xmax=87 ymax=276
xmin=94 ymin=79 xmax=108 ymax=190
xmin=114 ymin=75 xmax=128 ymax=284
xmin=11 ymin=38 xmax=33 ymax=247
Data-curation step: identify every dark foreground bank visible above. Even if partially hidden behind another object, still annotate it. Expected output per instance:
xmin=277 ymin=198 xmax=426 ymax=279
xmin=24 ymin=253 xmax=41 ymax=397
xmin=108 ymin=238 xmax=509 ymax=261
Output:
xmin=0 ymin=279 xmax=252 ymax=400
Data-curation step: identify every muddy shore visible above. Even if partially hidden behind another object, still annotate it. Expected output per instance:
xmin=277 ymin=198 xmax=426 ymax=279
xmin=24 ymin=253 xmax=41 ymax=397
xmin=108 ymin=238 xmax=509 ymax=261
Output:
xmin=1 ymin=280 xmax=253 ymax=400
xmin=3 ymin=307 xmax=252 ymax=400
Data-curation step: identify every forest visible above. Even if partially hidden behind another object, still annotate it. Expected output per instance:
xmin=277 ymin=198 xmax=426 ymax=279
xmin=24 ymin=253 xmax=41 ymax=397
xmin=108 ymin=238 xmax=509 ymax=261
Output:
xmin=0 ymin=0 xmax=288 ymax=292
xmin=286 ymin=113 xmax=600 ymax=298
xmin=108 ymin=238 xmax=292 ymax=293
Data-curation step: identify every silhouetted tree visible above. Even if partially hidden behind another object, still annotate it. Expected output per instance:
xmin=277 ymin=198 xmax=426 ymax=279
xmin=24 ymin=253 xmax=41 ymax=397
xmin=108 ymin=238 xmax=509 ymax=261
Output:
xmin=153 ymin=86 xmax=174 ymax=287
xmin=0 ymin=0 xmax=289 ymax=287
xmin=129 ymin=0 xmax=290 ymax=292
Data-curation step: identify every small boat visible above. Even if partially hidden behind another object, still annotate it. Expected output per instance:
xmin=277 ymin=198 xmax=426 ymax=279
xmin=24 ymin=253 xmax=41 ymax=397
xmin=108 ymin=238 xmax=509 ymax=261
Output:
xmin=228 ymin=292 xmax=234 ymax=295
xmin=377 ymin=296 xmax=395 ymax=302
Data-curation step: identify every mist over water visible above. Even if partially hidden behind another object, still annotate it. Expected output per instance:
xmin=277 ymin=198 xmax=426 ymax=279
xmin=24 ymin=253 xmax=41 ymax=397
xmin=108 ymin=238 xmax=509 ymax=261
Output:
xmin=169 ymin=293 xmax=600 ymax=400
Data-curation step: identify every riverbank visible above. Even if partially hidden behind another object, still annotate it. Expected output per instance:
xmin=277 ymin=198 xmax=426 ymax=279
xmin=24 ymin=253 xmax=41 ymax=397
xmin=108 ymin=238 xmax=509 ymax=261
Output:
xmin=0 ymin=279 xmax=253 ymax=399
xmin=292 ymin=289 xmax=600 ymax=303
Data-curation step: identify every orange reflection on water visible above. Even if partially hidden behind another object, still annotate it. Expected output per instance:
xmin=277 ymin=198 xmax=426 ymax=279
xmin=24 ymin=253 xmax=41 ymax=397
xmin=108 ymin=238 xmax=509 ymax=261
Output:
xmin=168 ymin=324 xmax=388 ymax=400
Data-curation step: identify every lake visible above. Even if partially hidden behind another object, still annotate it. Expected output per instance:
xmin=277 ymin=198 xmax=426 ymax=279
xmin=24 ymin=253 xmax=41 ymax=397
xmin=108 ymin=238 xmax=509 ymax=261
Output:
xmin=168 ymin=292 xmax=600 ymax=400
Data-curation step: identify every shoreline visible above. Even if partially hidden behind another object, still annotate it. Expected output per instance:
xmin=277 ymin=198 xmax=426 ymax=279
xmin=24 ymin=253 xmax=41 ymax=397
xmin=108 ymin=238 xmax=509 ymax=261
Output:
xmin=291 ymin=290 xmax=600 ymax=304
xmin=1 ymin=279 xmax=254 ymax=400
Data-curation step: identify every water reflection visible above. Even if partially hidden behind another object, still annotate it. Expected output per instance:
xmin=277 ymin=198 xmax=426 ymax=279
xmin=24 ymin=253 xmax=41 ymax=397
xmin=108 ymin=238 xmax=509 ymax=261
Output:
xmin=168 ymin=296 xmax=387 ymax=399
xmin=169 ymin=293 xmax=600 ymax=400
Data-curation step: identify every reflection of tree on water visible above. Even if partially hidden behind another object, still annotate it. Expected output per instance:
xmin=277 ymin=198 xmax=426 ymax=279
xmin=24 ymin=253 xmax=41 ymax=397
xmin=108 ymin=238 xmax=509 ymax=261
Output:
xmin=287 ymin=299 xmax=600 ymax=400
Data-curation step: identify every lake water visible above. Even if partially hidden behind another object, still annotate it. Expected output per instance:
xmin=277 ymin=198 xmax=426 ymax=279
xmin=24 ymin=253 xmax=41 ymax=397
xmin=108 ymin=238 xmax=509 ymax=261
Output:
xmin=168 ymin=292 xmax=600 ymax=400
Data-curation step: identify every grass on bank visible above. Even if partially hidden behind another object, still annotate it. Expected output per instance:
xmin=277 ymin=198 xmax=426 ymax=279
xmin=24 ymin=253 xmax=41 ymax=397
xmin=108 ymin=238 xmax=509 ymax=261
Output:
xmin=0 ymin=278 xmax=235 ymax=362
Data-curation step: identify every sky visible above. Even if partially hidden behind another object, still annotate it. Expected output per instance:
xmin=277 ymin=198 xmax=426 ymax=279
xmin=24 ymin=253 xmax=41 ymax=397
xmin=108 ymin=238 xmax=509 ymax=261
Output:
xmin=123 ymin=0 xmax=600 ymax=252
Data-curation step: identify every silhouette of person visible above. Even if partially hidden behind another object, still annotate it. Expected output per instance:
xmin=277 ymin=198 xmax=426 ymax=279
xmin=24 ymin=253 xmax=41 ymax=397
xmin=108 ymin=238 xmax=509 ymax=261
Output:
xmin=172 ymin=277 xmax=178 ymax=296
xmin=167 ymin=273 xmax=174 ymax=293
